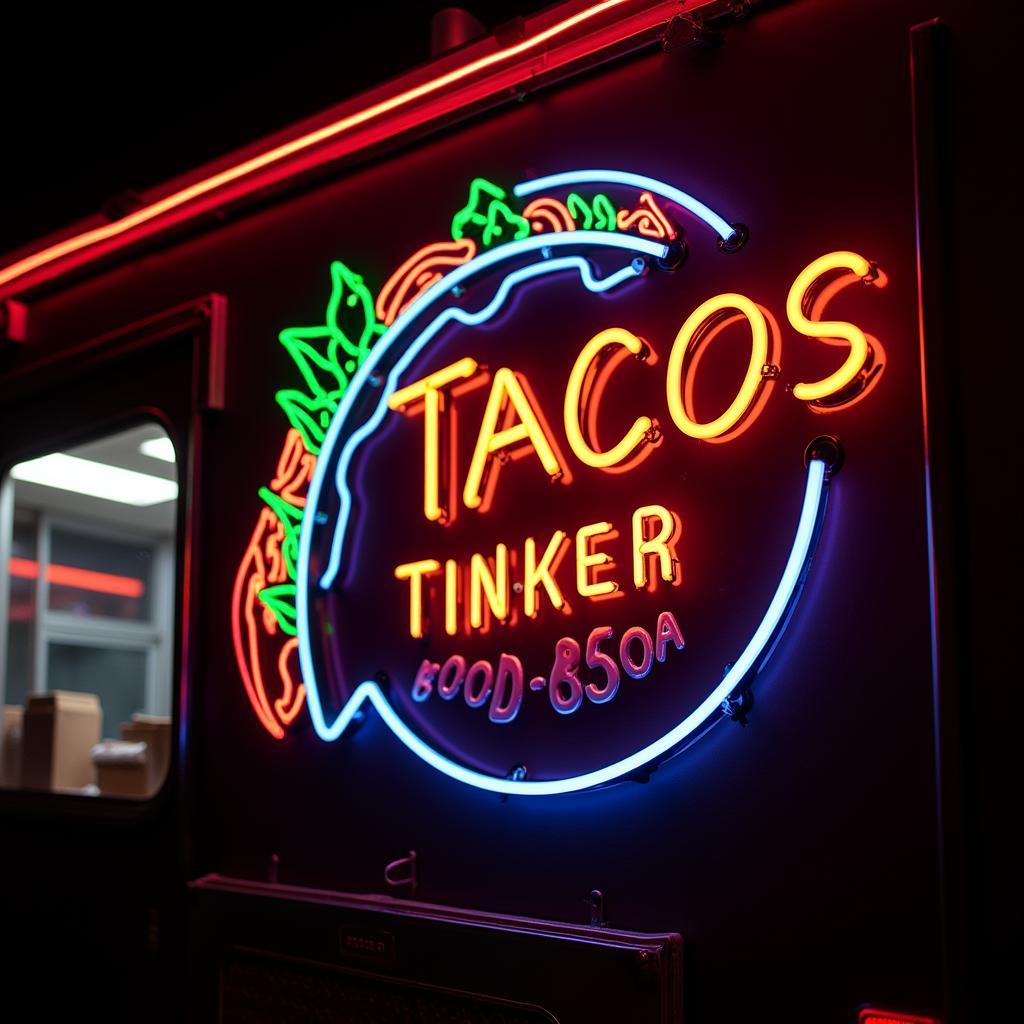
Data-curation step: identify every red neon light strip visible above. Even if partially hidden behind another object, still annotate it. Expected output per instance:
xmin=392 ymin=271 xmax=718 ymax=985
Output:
xmin=858 ymin=1012 xmax=939 ymax=1024
xmin=9 ymin=556 xmax=146 ymax=598
xmin=0 ymin=0 xmax=647 ymax=297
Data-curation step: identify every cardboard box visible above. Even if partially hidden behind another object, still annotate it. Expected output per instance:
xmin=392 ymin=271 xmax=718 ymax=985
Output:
xmin=2 ymin=705 xmax=23 ymax=787
xmin=120 ymin=713 xmax=171 ymax=794
xmin=20 ymin=691 xmax=101 ymax=791
xmin=92 ymin=740 xmax=150 ymax=798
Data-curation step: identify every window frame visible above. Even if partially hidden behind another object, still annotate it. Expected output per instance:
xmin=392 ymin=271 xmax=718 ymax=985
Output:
xmin=0 ymin=293 xmax=225 ymax=820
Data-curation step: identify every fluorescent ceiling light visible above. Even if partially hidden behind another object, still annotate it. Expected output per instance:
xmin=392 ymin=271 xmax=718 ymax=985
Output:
xmin=11 ymin=453 xmax=179 ymax=507
xmin=139 ymin=437 xmax=176 ymax=463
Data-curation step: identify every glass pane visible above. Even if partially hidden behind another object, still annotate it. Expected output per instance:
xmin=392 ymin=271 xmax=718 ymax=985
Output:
xmin=46 ymin=642 xmax=148 ymax=738
xmin=48 ymin=528 xmax=153 ymax=621
xmin=2 ymin=422 xmax=177 ymax=797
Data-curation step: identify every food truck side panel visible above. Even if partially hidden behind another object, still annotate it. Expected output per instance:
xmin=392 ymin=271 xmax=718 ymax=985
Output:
xmin=3 ymin=1 xmax=1014 ymax=1021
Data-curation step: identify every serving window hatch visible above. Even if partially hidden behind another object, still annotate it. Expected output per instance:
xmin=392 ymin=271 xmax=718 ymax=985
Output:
xmin=0 ymin=422 xmax=177 ymax=799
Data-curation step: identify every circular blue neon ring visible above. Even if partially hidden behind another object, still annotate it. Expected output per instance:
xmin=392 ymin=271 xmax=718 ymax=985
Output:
xmin=296 ymin=174 xmax=829 ymax=796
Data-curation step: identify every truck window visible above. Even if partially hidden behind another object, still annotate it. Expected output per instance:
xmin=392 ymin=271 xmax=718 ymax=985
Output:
xmin=1 ymin=422 xmax=177 ymax=799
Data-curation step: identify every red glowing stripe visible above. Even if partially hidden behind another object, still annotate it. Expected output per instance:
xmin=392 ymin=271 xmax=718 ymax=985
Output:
xmin=9 ymin=556 xmax=146 ymax=598
xmin=858 ymin=1012 xmax=939 ymax=1024
xmin=0 ymin=0 xmax=651 ymax=297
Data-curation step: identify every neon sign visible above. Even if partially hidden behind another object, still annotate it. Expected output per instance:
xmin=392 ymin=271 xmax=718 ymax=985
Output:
xmin=233 ymin=170 xmax=885 ymax=793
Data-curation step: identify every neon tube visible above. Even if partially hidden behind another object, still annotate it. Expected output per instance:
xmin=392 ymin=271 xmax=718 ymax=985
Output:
xmin=462 ymin=367 xmax=569 ymax=511
xmin=788 ymin=250 xmax=877 ymax=402
xmin=666 ymin=292 xmax=769 ymax=439
xmin=299 ymin=458 xmax=827 ymax=794
xmin=376 ymin=240 xmax=477 ymax=327
xmin=514 ymin=170 xmax=736 ymax=243
xmin=563 ymin=327 xmax=655 ymax=469
xmin=0 ymin=2 xmax=636 ymax=296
